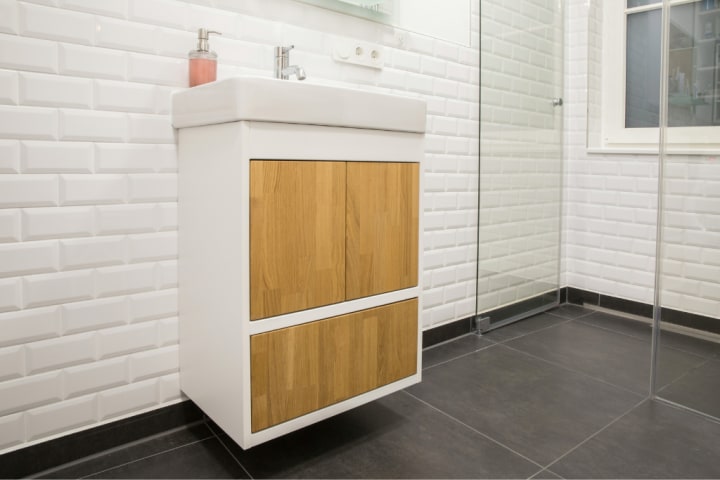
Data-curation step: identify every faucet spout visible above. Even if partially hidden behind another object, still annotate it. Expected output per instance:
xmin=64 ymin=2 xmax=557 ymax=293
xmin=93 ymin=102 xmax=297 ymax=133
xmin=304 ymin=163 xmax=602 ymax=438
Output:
xmin=274 ymin=45 xmax=307 ymax=80
xmin=281 ymin=65 xmax=306 ymax=81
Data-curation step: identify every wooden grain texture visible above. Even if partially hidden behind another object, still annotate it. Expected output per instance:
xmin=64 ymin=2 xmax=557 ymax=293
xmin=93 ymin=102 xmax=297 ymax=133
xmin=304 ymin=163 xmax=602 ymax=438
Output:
xmin=250 ymin=161 xmax=346 ymax=320
xmin=250 ymin=299 xmax=418 ymax=432
xmin=346 ymin=162 xmax=419 ymax=300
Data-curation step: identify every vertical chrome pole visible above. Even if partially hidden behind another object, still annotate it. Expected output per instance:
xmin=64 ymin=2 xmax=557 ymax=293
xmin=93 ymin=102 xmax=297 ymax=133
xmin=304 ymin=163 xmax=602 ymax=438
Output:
xmin=650 ymin=0 xmax=671 ymax=398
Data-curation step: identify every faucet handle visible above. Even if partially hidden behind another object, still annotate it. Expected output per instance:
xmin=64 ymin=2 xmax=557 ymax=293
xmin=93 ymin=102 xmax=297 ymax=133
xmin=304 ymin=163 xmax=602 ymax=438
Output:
xmin=275 ymin=45 xmax=294 ymax=56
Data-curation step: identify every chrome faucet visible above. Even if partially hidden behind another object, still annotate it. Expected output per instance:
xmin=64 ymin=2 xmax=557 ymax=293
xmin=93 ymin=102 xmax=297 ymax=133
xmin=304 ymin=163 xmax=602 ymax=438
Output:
xmin=274 ymin=45 xmax=306 ymax=80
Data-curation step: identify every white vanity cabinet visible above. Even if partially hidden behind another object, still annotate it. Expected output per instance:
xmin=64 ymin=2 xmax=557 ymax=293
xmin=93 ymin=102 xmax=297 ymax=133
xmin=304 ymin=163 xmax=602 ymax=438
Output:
xmin=172 ymin=77 xmax=425 ymax=449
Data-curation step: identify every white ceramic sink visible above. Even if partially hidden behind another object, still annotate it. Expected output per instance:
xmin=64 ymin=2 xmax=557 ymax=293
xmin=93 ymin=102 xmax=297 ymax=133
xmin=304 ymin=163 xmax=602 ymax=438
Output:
xmin=171 ymin=76 xmax=426 ymax=133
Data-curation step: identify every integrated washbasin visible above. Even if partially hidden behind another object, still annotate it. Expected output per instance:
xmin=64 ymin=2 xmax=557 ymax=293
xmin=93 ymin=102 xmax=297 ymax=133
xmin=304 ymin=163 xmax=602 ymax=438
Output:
xmin=171 ymin=76 xmax=426 ymax=133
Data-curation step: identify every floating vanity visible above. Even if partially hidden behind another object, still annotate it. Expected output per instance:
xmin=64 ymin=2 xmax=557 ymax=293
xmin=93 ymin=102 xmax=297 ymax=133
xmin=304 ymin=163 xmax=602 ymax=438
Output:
xmin=171 ymin=76 xmax=426 ymax=449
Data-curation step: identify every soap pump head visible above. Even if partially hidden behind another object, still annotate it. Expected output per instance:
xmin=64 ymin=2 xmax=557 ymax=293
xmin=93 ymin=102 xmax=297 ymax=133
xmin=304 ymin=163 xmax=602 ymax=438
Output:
xmin=196 ymin=28 xmax=221 ymax=52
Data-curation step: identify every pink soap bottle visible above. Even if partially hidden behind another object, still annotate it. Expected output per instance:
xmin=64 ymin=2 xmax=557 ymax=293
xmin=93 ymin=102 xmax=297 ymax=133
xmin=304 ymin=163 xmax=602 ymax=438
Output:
xmin=189 ymin=28 xmax=221 ymax=87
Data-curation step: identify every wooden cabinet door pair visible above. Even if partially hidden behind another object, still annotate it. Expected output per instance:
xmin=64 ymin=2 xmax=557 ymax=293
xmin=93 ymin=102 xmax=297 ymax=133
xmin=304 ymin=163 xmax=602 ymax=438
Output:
xmin=249 ymin=160 xmax=419 ymax=320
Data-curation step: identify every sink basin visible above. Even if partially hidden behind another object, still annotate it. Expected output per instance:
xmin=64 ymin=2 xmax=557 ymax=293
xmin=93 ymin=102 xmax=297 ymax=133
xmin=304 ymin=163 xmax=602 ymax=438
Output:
xmin=171 ymin=76 xmax=426 ymax=133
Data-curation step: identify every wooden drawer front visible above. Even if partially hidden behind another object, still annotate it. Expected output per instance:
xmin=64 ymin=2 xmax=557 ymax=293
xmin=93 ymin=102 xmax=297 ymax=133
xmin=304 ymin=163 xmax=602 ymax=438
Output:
xmin=346 ymin=162 xmax=419 ymax=300
xmin=250 ymin=160 xmax=346 ymax=320
xmin=250 ymin=299 xmax=418 ymax=432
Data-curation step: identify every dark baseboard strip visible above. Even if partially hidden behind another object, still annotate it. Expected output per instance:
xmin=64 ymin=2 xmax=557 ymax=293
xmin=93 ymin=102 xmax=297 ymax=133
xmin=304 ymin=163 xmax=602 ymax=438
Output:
xmin=658 ymin=307 xmax=720 ymax=336
xmin=482 ymin=292 xmax=559 ymax=327
xmin=422 ymin=316 xmax=476 ymax=348
xmin=566 ymin=287 xmax=720 ymax=335
xmin=0 ymin=400 xmax=203 ymax=479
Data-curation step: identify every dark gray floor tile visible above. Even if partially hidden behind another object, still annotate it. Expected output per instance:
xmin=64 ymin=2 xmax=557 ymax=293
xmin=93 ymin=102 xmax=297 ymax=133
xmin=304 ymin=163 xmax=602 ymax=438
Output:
xmin=422 ymin=334 xmax=493 ymax=369
xmin=505 ymin=321 xmax=706 ymax=395
xmin=658 ymin=358 xmax=720 ymax=420
xmin=578 ymin=311 xmax=720 ymax=359
xmin=213 ymin=391 xmax=539 ymax=479
xmin=483 ymin=313 xmax=569 ymax=343
xmin=41 ymin=423 xmax=213 ymax=479
xmin=86 ymin=437 xmax=249 ymax=479
xmin=547 ymin=304 xmax=593 ymax=320
xmin=551 ymin=400 xmax=720 ymax=479
xmin=406 ymin=345 xmax=642 ymax=466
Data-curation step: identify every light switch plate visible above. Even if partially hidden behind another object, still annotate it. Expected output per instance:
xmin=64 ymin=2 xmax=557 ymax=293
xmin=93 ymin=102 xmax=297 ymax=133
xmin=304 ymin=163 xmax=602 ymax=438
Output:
xmin=333 ymin=41 xmax=384 ymax=69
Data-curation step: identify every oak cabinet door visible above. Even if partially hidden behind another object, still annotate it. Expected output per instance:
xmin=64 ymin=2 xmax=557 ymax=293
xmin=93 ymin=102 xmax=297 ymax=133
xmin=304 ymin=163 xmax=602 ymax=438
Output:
xmin=250 ymin=299 xmax=418 ymax=432
xmin=250 ymin=161 xmax=346 ymax=320
xmin=346 ymin=162 xmax=419 ymax=300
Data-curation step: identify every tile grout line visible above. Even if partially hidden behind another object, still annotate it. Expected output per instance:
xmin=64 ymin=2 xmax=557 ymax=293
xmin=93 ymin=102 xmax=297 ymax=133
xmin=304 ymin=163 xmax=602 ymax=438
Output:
xmin=206 ymin=420 xmax=255 ymax=480
xmin=422 ymin=342 xmax=499 ymax=372
xmin=541 ymin=397 xmax=649 ymax=473
xmin=546 ymin=309 xmax=596 ymax=321
xmin=484 ymin=316 xmax=577 ymax=345
xmin=29 ymin=422 xmax=211 ymax=479
xmin=497 ymin=342 xmax=647 ymax=399
xmin=78 ymin=437 xmax=214 ymax=479
xmin=654 ymin=355 xmax=713 ymax=397
xmin=575 ymin=317 xmax=714 ymax=360
xmin=401 ymin=389 xmax=547 ymax=472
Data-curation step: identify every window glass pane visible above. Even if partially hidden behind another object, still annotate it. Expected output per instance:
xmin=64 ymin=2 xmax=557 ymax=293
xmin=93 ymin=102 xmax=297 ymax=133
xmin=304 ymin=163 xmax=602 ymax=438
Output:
xmin=668 ymin=2 xmax=720 ymax=126
xmin=626 ymin=9 xmax=662 ymax=128
xmin=627 ymin=0 xmax=660 ymax=9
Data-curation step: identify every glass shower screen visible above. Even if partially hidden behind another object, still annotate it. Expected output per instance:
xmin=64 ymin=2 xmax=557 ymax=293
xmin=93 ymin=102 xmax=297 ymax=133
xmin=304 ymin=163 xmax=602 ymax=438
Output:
xmin=477 ymin=0 xmax=564 ymax=329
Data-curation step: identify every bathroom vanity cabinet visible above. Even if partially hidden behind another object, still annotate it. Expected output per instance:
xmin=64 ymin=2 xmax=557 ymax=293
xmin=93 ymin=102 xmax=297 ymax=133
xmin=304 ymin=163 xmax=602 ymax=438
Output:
xmin=172 ymin=77 xmax=425 ymax=449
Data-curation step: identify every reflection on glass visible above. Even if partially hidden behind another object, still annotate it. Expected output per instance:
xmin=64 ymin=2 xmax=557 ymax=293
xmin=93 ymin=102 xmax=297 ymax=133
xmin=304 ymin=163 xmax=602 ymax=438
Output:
xmin=667 ymin=2 xmax=720 ymax=126
xmin=627 ymin=0 xmax=661 ymax=8
xmin=626 ymin=1 xmax=720 ymax=128
xmin=626 ymin=9 xmax=662 ymax=127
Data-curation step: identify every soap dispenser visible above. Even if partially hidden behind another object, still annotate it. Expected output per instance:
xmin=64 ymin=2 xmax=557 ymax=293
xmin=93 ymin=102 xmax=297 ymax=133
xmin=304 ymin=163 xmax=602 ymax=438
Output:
xmin=189 ymin=28 xmax=221 ymax=87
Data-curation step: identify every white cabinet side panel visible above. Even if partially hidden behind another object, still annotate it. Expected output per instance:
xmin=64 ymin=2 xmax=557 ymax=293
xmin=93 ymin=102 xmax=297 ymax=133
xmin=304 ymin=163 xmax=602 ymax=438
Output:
xmin=178 ymin=122 xmax=247 ymax=442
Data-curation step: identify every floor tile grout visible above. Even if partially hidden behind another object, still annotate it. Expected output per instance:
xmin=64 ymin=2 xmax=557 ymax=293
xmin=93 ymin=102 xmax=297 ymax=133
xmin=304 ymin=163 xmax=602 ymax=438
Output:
xmin=546 ymin=308 xmax=596 ymax=321
xmin=482 ymin=316 xmax=577 ymax=344
xmin=497 ymin=342 xmax=648 ymax=399
xmin=422 ymin=341 xmax=499 ymax=372
xmin=31 ymin=422 xmax=212 ymax=479
xmin=206 ymin=421 xmax=254 ymax=480
xmin=78 ymin=437 xmax=213 ymax=479
xmin=575 ymin=316 xmax=714 ymax=360
xmin=655 ymin=355 xmax=714 ymax=397
xmin=401 ymin=389 xmax=547 ymax=471
xmin=528 ymin=467 xmax=564 ymax=480
xmin=540 ymin=397 xmax=649 ymax=473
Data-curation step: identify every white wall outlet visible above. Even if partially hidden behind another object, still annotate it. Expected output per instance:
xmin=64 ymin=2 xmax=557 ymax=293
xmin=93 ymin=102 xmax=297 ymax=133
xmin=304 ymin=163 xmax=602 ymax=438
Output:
xmin=333 ymin=41 xmax=384 ymax=69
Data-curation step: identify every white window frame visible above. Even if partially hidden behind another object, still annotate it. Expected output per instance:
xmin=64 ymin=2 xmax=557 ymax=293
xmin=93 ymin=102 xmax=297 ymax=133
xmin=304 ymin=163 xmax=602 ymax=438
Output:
xmin=601 ymin=0 xmax=720 ymax=153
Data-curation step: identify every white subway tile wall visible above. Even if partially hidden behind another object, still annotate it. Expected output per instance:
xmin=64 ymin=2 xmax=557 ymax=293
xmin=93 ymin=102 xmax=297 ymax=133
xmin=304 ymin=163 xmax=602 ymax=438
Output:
xmin=566 ymin=0 xmax=719 ymax=320
xmin=660 ymin=161 xmax=720 ymax=318
xmin=0 ymin=0 xmax=479 ymax=453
